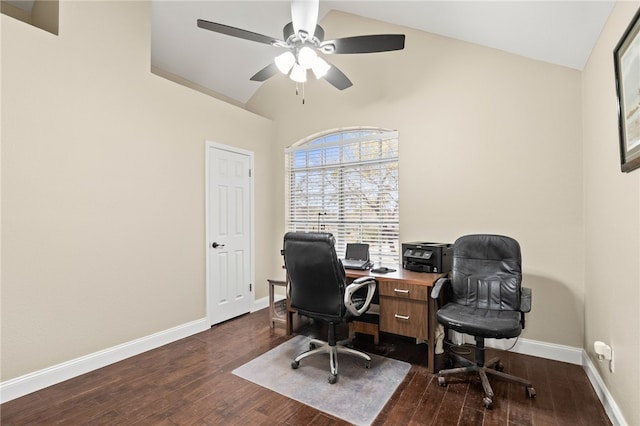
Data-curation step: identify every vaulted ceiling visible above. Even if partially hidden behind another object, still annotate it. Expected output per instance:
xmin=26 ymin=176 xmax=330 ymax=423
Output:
xmin=151 ymin=1 xmax=615 ymax=106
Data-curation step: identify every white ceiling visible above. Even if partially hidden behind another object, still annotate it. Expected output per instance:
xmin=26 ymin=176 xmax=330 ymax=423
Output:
xmin=151 ymin=1 xmax=615 ymax=106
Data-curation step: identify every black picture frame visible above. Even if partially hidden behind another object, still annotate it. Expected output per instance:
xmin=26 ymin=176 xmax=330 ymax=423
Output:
xmin=614 ymin=8 xmax=640 ymax=173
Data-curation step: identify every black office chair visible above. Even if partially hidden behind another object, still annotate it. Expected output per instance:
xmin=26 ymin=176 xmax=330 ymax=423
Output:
xmin=431 ymin=234 xmax=535 ymax=408
xmin=282 ymin=231 xmax=377 ymax=384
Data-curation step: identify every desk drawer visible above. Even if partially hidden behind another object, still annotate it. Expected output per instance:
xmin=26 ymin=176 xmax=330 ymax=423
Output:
xmin=380 ymin=296 xmax=427 ymax=340
xmin=378 ymin=281 xmax=428 ymax=301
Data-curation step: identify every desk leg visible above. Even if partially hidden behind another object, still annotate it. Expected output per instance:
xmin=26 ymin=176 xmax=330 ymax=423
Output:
xmin=268 ymin=281 xmax=276 ymax=329
xmin=427 ymin=289 xmax=437 ymax=374
xmin=286 ymin=300 xmax=293 ymax=336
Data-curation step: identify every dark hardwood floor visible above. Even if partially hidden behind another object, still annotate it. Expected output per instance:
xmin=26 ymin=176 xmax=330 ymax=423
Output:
xmin=1 ymin=308 xmax=611 ymax=425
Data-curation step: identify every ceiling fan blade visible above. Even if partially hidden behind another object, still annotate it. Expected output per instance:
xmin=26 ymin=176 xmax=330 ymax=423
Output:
xmin=323 ymin=65 xmax=352 ymax=90
xmin=250 ymin=63 xmax=279 ymax=82
xmin=291 ymin=0 xmax=319 ymax=39
xmin=197 ymin=19 xmax=282 ymax=46
xmin=322 ymin=34 xmax=405 ymax=54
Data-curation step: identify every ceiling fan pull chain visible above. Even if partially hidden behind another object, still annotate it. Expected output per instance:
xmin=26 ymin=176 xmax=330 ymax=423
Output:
xmin=294 ymin=82 xmax=305 ymax=104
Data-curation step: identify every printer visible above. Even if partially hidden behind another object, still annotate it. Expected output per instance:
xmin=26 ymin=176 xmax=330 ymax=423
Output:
xmin=402 ymin=242 xmax=453 ymax=273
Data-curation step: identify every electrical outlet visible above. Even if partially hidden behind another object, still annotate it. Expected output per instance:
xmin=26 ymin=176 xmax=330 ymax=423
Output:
xmin=609 ymin=350 xmax=615 ymax=373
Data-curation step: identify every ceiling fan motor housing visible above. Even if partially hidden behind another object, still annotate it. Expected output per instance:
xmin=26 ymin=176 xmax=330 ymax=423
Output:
xmin=282 ymin=22 xmax=327 ymax=49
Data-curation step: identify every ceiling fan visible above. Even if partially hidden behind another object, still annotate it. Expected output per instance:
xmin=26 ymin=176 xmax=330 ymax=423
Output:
xmin=197 ymin=0 xmax=405 ymax=91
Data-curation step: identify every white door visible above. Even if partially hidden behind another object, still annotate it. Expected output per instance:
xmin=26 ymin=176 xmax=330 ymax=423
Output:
xmin=206 ymin=142 xmax=253 ymax=326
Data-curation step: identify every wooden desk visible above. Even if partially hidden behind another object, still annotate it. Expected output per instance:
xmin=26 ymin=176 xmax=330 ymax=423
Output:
xmin=346 ymin=269 xmax=445 ymax=373
xmin=285 ymin=268 xmax=445 ymax=373
xmin=267 ymin=279 xmax=287 ymax=329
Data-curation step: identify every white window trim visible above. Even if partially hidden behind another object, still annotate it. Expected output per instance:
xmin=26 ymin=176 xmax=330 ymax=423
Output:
xmin=285 ymin=128 xmax=400 ymax=266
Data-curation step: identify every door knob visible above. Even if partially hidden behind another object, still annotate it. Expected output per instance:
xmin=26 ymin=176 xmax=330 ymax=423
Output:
xmin=212 ymin=242 xmax=225 ymax=248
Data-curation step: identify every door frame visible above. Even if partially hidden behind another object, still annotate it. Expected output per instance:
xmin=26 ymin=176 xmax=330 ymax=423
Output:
xmin=204 ymin=140 xmax=255 ymax=326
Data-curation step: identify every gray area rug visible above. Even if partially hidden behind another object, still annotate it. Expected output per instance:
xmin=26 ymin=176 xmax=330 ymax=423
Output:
xmin=232 ymin=335 xmax=411 ymax=426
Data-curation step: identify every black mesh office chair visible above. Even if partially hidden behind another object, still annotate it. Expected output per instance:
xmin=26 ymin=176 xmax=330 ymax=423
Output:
xmin=282 ymin=231 xmax=377 ymax=384
xmin=431 ymin=234 xmax=536 ymax=408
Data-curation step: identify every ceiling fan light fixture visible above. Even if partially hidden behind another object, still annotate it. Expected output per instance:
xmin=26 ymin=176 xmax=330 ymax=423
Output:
xmin=290 ymin=63 xmax=307 ymax=83
xmin=297 ymin=46 xmax=317 ymax=69
xmin=275 ymin=51 xmax=296 ymax=74
xmin=311 ymin=56 xmax=331 ymax=79
xmin=320 ymin=43 xmax=336 ymax=54
xmin=197 ymin=0 xmax=405 ymax=96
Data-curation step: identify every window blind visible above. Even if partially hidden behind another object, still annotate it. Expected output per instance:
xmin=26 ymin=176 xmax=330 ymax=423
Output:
xmin=285 ymin=129 xmax=400 ymax=266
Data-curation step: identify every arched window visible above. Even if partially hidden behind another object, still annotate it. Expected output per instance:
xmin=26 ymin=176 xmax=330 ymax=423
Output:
xmin=285 ymin=128 xmax=399 ymax=266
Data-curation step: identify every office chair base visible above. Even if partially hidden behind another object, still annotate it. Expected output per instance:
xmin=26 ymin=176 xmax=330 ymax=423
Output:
xmin=291 ymin=337 xmax=371 ymax=384
xmin=437 ymin=353 xmax=535 ymax=408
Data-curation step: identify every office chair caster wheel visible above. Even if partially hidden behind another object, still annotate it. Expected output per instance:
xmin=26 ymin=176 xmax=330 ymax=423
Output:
xmin=483 ymin=397 xmax=493 ymax=409
xmin=364 ymin=360 xmax=371 ymax=369
xmin=494 ymin=361 xmax=504 ymax=372
xmin=527 ymin=386 xmax=536 ymax=398
xmin=437 ymin=376 xmax=447 ymax=387
xmin=309 ymin=342 xmax=317 ymax=350
xmin=291 ymin=361 xmax=299 ymax=369
xmin=328 ymin=374 xmax=338 ymax=384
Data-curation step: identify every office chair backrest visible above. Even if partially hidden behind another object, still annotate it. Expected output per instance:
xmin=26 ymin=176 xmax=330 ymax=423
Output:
xmin=283 ymin=232 xmax=347 ymax=321
xmin=451 ymin=234 xmax=522 ymax=311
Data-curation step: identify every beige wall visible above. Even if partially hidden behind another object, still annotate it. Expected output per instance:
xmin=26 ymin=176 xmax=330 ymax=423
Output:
xmin=3 ymin=1 xmax=639 ymax=423
xmin=249 ymin=10 xmax=585 ymax=348
xmin=1 ymin=1 xmax=275 ymax=380
xmin=582 ymin=2 xmax=640 ymax=425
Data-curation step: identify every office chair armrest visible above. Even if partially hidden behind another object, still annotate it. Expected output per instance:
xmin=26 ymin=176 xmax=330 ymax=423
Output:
xmin=345 ymin=277 xmax=377 ymax=316
xmin=431 ymin=277 xmax=450 ymax=299
xmin=520 ymin=287 xmax=532 ymax=313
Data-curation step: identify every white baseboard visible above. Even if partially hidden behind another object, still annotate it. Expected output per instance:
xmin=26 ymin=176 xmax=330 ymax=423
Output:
xmin=471 ymin=336 xmax=622 ymax=425
xmin=452 ymin=332 xmax=583 ymax=365
xmin=0 ymin=318 xmax=209 ymax=404
xmin=1 ymin=299 xmax=284 ymax=403
xmin=582 ymin=351 xmax=628 ymax=426
xmin=508 ymin=337 xmax=583 ymax=365
xmin=253 ymin=296 xmax=269 ymax=312
xmin=1 ymin=316 xmax=623 ymax=426
xmin=252 ymin=294 xmax=286 ymax=313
